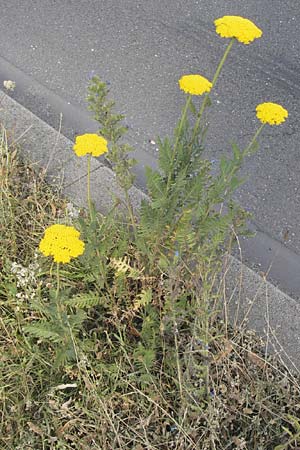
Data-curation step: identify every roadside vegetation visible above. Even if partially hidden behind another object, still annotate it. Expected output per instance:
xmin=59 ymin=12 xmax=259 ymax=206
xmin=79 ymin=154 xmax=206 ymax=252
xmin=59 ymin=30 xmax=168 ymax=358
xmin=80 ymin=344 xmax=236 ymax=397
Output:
xmin=1 ymin=15 xmax=299 ymax=450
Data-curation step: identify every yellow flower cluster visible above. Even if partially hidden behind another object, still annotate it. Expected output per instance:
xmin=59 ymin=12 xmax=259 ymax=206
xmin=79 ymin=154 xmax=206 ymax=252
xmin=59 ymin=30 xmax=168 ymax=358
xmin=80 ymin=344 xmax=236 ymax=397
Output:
xmin=73 ymin=133 xmax=108 ymax=157
xmin=39 ymin=224 xmax=85 ymax=264
xmin=256 ymin=102 xmax=288 ymax=125
xmin=214 ymin=16 xmax=262 ymax=44
xmin=179 ymin=74 xmax=212 ymax=96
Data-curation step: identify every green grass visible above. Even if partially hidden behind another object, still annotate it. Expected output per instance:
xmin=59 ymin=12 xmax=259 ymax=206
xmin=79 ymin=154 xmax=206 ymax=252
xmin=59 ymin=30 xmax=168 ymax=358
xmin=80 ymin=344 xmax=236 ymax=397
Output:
xmin=1 ymin=123 xmax=300 ymax=450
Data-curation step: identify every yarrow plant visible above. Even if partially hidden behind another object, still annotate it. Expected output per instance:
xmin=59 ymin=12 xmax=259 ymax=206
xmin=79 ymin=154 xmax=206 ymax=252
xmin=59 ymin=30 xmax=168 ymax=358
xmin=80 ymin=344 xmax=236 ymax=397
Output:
xmin=177 ymin=16 xmax=287 ymax=159
xmin=175 ymin=16 xmax=263 ymax=150
xmin=256 ymin=102 xmax=288 ymax=125
xmin=73 ymin=133 xmax=108 ymax=157
xmin=39 ymin=223 xmax=85 ymax=264
xmin=243 ymin=101 xmax=288 ymax=156
xmin=39 ymin=224 xmax=85 ymax=303
xmin=3 ymin=13 xmax=297 ymax=450
xmin=214 ymin=15 xmax=263 ymax=44
xmin=178 ymin=74 xmax=212 ymax=95
xmin=73 ymin=133 xmax=108 ymax=217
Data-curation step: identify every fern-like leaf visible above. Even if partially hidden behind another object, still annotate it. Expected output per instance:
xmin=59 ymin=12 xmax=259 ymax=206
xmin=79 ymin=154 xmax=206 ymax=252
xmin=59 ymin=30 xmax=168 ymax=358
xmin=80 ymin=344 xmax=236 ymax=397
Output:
xmin=110 ymin=257 xmax=143 ymax=280
xmin=65 ymin=292 xmax=107 ymax=309
xmin=133 ymin=343 xmax=156 ymax=372
xmin=133 ymin=289 xmax=152 ymax=311
xmin=23 ymin=323 xmax=62 ymax=343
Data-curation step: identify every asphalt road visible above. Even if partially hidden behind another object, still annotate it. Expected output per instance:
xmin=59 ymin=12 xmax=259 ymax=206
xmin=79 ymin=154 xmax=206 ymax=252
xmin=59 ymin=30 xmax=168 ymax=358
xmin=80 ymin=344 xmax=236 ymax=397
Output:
xmin=0 ymin=1 xmax=300 ymax=276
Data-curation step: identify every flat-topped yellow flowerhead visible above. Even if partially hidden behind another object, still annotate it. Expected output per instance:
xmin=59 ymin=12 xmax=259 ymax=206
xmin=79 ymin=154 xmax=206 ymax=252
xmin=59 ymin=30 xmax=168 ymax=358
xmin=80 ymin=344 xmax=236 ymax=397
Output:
xmin=256 ymin=102 xmax=288 ymax=125
xmin=73 ymin=133 xmax=108 ymax=157
xmin=39 ymin=224 xmax=85 ymax=263
xmin=179 ymin=74 xmax=212 ymax=95
xmin=214 ymin=16 xmax=262 ymax=44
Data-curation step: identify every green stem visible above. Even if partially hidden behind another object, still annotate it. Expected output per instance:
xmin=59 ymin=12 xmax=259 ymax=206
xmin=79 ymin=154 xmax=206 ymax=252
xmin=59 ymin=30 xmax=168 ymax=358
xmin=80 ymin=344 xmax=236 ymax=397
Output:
xmin=56 ymin=262 xmax=60 ymax=300
xmin=243 ymin=123 xmax=265 ymax=156
xmin=211 ymin=38 xmax=235 ymax=88
xmin=204 ymin=298 xmax=210 ymax=400
xmin=55 ymin=262 xmax=65 ymax=327
xmin=87 ymin=154 xmax=92 ymax=219
xmin=191 ymin=38 xmax=235 ymax=145
xmin=190 ymin=94 xmax=209 ymax=145
xmin=166 ymin=95 xmax=191 ymax=193
xmin=125 ymin=190 xmax=136 ymax=232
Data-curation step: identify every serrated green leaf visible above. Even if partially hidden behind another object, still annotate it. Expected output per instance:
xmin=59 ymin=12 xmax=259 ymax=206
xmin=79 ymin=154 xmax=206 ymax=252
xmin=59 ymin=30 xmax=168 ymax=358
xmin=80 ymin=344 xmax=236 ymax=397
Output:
xmin=133 ymin=289 xmax=152 ymax=311
xmin=231 ymin=142 xmax=242 ymax=162
xmin=23 ymin=323 xmax=62 ymax=343
xmin=219 ymin=157 xmax=229 ymax=175
xmin=65 ymin=292 xmax=106 ymax=309
xmin=54 ymin=346 xmax=76 ymax=367
xmin=133 ymin=344 xmax=156 ymax=371
xmin=245 ymin=139 xmax=259 ymax=156
xmin=229 ymin=176 xmax=244 ymax=192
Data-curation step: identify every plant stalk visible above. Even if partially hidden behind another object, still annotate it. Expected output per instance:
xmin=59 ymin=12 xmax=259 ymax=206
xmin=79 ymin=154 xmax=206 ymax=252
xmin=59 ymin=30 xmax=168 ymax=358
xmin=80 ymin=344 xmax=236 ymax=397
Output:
xmin=166 ymin=94 xmax=192 ymax=193
xmin=243 ymin=123 xmax=265 ymax=156
xmin=87 ymin=154 xmax=92 ymax=219
xmin=191 ymin=38 xmax=235 ymax=145
xmin=56 ymin=262 xmax=60 ymax=300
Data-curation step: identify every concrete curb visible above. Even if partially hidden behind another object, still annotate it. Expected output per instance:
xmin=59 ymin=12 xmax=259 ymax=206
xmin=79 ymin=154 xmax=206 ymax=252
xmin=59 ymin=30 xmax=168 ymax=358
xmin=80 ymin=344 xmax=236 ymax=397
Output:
xmin=223 ymin=255 xmax=300 ymax=372
xmin=0 ymin=90 xmax=299 ymax=372
xmin=0 ymin=90 xmax=146 ymax=214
